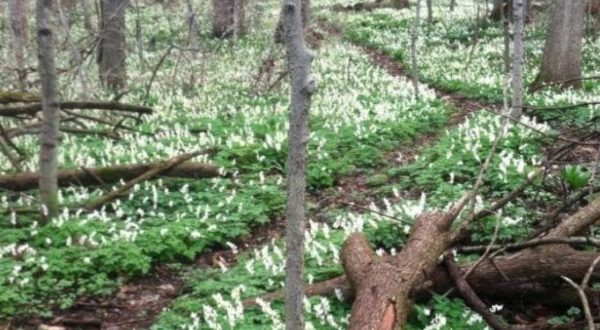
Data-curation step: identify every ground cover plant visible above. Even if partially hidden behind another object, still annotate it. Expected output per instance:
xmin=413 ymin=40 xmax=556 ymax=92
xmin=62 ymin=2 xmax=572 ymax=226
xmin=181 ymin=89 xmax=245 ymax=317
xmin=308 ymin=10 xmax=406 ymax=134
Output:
xmin=1 ymin=0 xmax=599 ymax=328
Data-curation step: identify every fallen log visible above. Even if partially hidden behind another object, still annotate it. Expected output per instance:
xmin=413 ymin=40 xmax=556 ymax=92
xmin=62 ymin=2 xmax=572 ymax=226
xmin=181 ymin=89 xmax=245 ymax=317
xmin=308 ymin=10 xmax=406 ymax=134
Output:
xmin=0 ymin=101 xmax=153 ymax=117
xmin=0 ymin=161 xmax=222 ymax=192
xmin=0 ymin=91 xmax=39 ymax=104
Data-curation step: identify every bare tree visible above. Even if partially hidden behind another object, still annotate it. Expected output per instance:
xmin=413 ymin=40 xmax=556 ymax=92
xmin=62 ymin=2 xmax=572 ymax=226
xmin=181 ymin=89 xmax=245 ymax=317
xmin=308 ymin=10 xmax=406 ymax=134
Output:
xmin=450 ymin=0 xmax=456 ymax=11
xmin=532 ymin=0 xmax=586 ymax=90
xmin=282 ymin=0 xmax=316 ymax=328
xmin=98 ymin=0 xmax=128 ymax=90
xmin=36 ymin=0 xmax=61 ymax=222
xmin=274 ymin=0 xmax=310 ymax=43
xmin=411 ymin=0 xmax=422 ymax=98
xmin=511 ymin=0 xmax=524 ymax=118
xmin=8 ymin=0 xmax=29 ymax=91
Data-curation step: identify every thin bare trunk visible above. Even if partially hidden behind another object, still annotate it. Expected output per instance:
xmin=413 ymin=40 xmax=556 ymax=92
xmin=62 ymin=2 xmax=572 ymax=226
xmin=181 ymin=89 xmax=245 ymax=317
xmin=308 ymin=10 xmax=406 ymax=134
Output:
xmin=511 ymin=0 xmax=524 ymax=118
xmin=411 ymin=0 xmax=421 ymax=98
xmin=57 ymin=0 xmax=90 ymax=98
xmin=282 ymin=0 xmax=316 ymax=327
xmin=450 ymin=0 xmax=456 ymax=11
xmin=81 ymin=0 xmax=94 ymax=32
xmin=36 ymin=0 xmax=61 ymax=223
xmin=427 ymin=0 xmax=433 ymax=23
xmin=8 ymin=0 xmax=28 ymax=91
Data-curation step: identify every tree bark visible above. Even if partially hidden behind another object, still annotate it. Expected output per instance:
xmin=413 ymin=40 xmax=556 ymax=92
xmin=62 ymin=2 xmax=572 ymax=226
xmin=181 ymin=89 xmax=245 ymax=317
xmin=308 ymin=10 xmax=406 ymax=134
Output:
xmin=0 ymin=101 xmax=153 ymax=117
xmin=212 ymin=0 xmax=245 ymax=38
xmin=411 ymin=0 xmax=421 ymax=98
xmin=426 ymin=0 xmax=433 ymax=23
xmin=511 ymin=0 xmax=524 ymax=118
xmin=274 ymin=0 xmax=310 ymax=43
xmin=282 ymin=0 xmax=316 ymax=327
xmin=81 ymin=0 xmax=94 ymax=32
xmin=0 ymin=162 xmax=221 ymax=192
xmin=8 ymin=0 xmax=29 ymax=91
xmin=98 ymin=0 xmax=128 ymax=90
xmin=36 ymin=0 xmax=61 ymax=223
xmin=531 ymin=0 xmax=586 ymax=90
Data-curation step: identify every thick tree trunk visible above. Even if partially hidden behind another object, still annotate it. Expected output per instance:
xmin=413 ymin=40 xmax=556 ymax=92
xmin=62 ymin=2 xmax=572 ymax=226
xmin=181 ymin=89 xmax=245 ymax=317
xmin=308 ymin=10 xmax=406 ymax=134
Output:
xmin=211 ymin=0 xmax=245 ymax=38
xmin=282 ymin=0 xmax=316 ymax=327
xmin=36 ymin=0 xmax=61 ymax=223
xmin=0 ymin=162 xmax=221 ymax=192
xmin=98 ymin=0 xmax=128 ymax=90
xmin=532 ymin=0 xmax=586 ymax=90
xmin=8 ymin=0 xmax=28 ymax=91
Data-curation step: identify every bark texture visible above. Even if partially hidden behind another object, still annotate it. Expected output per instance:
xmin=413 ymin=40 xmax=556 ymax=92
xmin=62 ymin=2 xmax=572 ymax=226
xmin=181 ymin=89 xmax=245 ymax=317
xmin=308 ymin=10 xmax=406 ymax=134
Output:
xmin=532 ymin=0 xmax=586 ymax=90
xmin=511 ymin=0 xmax=524 ymax=118
xmin=98 ymin=0 xmax=128 ymax=89
xmin=0 ymin=162 xmax=221 ymax=192
xmin=282 ymin=0 xmax=316 ymax=327
xmin=8 ymin=0 xmax=29 ymax=91
xmin=211 ymin=0 xmax=245 ymax=38
xmin=36 ymin=0 xmax=61 ymax=222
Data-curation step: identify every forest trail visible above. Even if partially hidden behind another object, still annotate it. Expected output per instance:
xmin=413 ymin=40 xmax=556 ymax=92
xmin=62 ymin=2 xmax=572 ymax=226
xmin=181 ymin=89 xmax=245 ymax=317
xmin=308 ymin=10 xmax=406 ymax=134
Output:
xmin=25 ymin=18 xmax=495 ymax=330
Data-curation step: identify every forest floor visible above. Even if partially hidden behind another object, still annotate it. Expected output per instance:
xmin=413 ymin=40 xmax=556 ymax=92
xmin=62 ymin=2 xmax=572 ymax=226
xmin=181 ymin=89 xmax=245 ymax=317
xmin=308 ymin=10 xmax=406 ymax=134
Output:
xmin=1 ymin=0 xmax=600 ymax=329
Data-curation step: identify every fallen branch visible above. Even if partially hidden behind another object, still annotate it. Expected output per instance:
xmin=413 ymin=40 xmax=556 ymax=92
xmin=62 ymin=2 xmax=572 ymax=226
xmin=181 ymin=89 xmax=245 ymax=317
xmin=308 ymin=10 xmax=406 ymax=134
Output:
xmin=83 ymin=149 xmax=218 ymax=210
xmin=0 ymin=158 xmax=221 ymax=192
xmin=456 ymin=236 xmax=600 ymax=254
xmin=0 ymin=91 xmax=39 ymax=104
xmin=0 ymin=101 xmax=153 ymax=117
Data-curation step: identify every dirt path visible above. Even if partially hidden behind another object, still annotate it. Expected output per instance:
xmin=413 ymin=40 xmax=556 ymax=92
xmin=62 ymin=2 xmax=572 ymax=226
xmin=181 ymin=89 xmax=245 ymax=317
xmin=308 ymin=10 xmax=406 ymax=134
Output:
xmin=17 ymin=18 xmax=495 ymax=330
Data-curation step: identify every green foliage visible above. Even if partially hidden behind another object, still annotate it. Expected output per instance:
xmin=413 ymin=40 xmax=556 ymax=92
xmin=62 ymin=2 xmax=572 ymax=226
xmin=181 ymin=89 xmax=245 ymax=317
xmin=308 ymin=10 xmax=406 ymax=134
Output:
xmin=561 ymin=165 xmax=591 ymax=190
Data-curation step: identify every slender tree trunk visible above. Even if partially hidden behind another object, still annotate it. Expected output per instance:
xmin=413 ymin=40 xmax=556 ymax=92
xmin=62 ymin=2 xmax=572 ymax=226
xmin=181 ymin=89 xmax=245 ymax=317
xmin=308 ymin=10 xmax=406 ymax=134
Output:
xmin=8 ymin=0 xmax=29 ymax=91
xmin=532 ymin=0 xmax=586 ymax=90
xmin=450 ymin=0 xmax=456 ymax=11
xmin=98 ymin=0 xmax=128 ymax=90
xmin=427 ymin=0 xmax=433 ymax=23
xmin=134 ymin=0 xmax=144 ymax=68
xmin=36 ymin=0 xmax=61 ymax=223
xmin=411 ymin=0 xmax=421 ymax=98
xmin=274 ymin=0 xmax=310 ymax=43
xmin=511 ymin=0 xmax=524 ymax=118
xmin=57 ymin=0 xmax=90 ymax=98
xmin=282 ymin=0 xmax=316 ymax=327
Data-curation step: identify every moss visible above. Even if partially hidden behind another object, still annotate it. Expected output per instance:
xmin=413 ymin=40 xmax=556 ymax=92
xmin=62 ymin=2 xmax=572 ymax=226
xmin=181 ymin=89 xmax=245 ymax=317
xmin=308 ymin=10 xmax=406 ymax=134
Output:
xmin=367 ymin=173 xmax=390 ymax=187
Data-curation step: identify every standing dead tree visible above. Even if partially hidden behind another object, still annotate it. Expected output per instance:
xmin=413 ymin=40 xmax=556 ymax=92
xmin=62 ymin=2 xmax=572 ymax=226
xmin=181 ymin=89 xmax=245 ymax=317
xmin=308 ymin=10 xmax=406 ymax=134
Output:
xmin=36 ymin=0 xmax=61 ymax=222
xmin=282 ymin=0 xmax=316 ymax=327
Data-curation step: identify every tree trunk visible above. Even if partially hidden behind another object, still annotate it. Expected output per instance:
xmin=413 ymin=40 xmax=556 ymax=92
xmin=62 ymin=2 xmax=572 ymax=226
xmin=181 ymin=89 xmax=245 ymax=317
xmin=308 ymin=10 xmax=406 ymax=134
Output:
xmin=98 ymin=0 xmax=128 ymax=90
xmin=531 ymin=0 xmax=586 ymax=90
xmin=426 ymin=0 xmax=433 ymax=23
xmin=450 ymin=0 xmax=456 ymax=11
xmin=36 ymin=0 xmax=61 ymax=223
xmin=8 ymin=0 xmax=28 ymax=91
xmin=212 ymin=0 xmax=245 ymax=38
xmin=282 ymin=0 xmax=316 ymax=327
xmin=274 ymin=0 xmax=310 ymax=43
xmin=511 ymin=0 xmax=524 ymax=118
xmin=411 ymin=0 xmax=421 ymax=98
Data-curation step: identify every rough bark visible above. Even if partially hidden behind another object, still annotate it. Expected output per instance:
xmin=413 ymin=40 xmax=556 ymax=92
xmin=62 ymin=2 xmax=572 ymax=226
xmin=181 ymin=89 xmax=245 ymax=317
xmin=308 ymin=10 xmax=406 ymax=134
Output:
xmin=98 ymin=0 xmax=128 ymax=90
xmin=282 ymin=0 xmax=316 ymax=327
xmin=212 ymin=0 xmax=245 ymax=38
xmin=0 ymin=162 xmax=221 ymax=192
xmin=36 ymin=0 xmax=61 ymax=223
xmin=511 ymin=0 xmax=524 ymax=118
xmin=8 ymin=0 xmax=29 ymax=91
xmin=531 ymin=0 xmax=586 ymax=90
xmin=274 ymin=0 xmax=310 ymax=43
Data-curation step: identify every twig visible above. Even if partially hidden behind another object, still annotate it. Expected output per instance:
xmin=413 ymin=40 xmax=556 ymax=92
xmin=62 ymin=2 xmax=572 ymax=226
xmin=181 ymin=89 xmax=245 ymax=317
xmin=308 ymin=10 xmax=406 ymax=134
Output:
xmin=522 ymin=101 xmax=600 ymax=112
xmin=456 ymin=236 xmax=600 ymax=254
xmin=82 ymin=149 xmax=214 ymax=210
xmin=339 ymin=201 xmax=414 ymax=225
xmin=464 ymin=212 xmax=501 ymax=278
xmin=561 ymin=275 xmax=595 ymax=330
xmin=445 ymin=256 xmax=513 ymax=330
xmin=143 ymin=45 xmax=175 ymax=104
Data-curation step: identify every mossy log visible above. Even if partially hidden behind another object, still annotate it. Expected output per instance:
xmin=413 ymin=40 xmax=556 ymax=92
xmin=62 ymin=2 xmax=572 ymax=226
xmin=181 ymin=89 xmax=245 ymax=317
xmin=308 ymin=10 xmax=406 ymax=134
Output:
xmin=0 ymin=91 xmax=39 ymax=104
xmin=0 ymin=162 xmax=222 ymax=192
